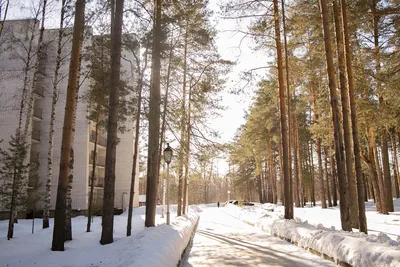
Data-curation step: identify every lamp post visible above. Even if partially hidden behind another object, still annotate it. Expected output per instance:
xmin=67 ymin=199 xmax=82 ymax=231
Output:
xmin=228 ymin=190 xmax=230 ymax=202
xmin=163 ymin=143 xmax=173 ymax=225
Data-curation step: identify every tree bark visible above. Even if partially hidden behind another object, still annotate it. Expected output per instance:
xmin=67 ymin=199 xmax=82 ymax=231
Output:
xmin=100 ymin=0 xmax=124 ymax=244
xmin=371 ymin=126 xmax=388 ymax=214
xmin=372 ymin=0 xmax=394 ymax=212
xmin=281 ymin=0 xmax=293 ymax=211
xmin=313 ymin=87 xmax=326 ymax=209
xmin=177 ymin=21 xmax=189 ymax=217
xmin=341 ymin=0 xmax=367 ymax=233
xmin=333 ymin=0 xmax=358 ymax=228
xmin=183 ymin=83 xmax=192 ymax=215
xmin=23 ymin=0 xmax=47 ymax=138
xmin=389 ymin=131 xmax=400 ymax=198
xmin=309 ymin=141 xmax=316 ymax=206
xmin=362 ymin=150 xmax=381 ymax=212
xmin=44 ymin=0 xmax=66 ymax=229
xmin=323 ymin=147 xmax=332 ymax=207
xmin=319 ymin=0 xmax=351 ymax=231
xmin=87 ymin=104 xmax=100 ymax=232
xmin=144 ymin=0 xmax=161 ymax=228
xmin=51 ymin=0 xmax=85 ymax=251
xmin=330 ymin=146 xmax=338 ymax=206
xmin=273 ymin=0 xmax=292 ymax=219
xmin=127 ymin=42 xmax=148 ymax=237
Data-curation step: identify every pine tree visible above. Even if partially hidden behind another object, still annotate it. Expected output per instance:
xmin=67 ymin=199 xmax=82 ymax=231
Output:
xmin=145 ymin=0 xmax=162 ymax=227
xmin=52 ymin=0 xmax=85 ymax=251
xmin=319 ymin=0 xmax=351 ymax=231
xmin=100 ymin=0 xmax=125 ymax=245
xmin=0 ymin=132 xmax=30 ymax=240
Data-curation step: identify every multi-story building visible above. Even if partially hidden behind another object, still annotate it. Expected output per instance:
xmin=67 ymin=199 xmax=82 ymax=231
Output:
xmin=0 ymin=19 xmax=139 ymax=218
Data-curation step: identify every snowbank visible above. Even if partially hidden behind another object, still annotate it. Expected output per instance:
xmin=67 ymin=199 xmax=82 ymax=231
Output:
xmin=0 ymin=207 xmax=199 ymax=267
xmin=223 ymin=204 xmax=400 ymax=267
xmin=131 ymin=212 xmax=199 ymax=267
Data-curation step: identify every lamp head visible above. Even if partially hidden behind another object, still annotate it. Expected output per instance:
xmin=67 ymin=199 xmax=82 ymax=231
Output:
xmin=163 ymin=143 xmax=173 ymax=164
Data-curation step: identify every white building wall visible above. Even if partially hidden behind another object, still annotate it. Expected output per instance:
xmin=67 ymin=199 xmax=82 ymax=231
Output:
xmin=0 ymin=19 xmax=39 ymax=212
xmin=0 ymin=20 xmax=140 ymax=215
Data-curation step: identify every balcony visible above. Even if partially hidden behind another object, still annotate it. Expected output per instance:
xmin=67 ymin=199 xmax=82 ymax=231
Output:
xmin=32 ymin=106 xmax=42 ymax=120
xmin=90 ymin=130 xmax=107 ymax=147
xmin=33 ymin=87 xmax=44 ymax=98
xmin=31 ymin=129 xmax=41 ymax=143
xmin=89 ymin=154 xmax=106 ymax=167
xmin=88 ymin=176 xmax=104 ymax=188
xmin=30 ymin=152 xmax=39 ymax=164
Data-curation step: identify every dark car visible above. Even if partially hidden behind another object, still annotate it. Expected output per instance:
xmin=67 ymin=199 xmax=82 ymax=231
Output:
xmin=242 ymin=201 xmax=254 ymax=206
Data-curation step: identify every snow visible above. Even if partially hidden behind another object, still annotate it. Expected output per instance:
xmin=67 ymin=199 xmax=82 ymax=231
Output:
xmin=222 ymin=199 xmax=400 ymax=266
xmin=0 ymin=205 xmax=199 ymax=267
xmin=1 ymin=200 xmax=400 ymax=267
xmin=182 ymin=207 xmax=335 ymax=266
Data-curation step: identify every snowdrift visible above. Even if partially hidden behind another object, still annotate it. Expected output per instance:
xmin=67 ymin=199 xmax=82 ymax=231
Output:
xmin=223 ymin=204 xmax=400 ymax=267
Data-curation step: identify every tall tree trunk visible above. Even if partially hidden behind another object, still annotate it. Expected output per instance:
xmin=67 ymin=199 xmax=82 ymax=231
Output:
xmin=269 ymin=136 xmax=277 ymax=204
xmin=371 ymin=126 xmax=388 ymax=214
xmin=144 ymin=0 xmax=161 ymax=228
xmin=43 ymin=0 xmax=66 ymax=229
xmin=316 ymin=137 xmax=326 ymax=208
xmin=312 ymin=86 xmax=326 ymax=208
xmin=362 ymin=150 xmax=382 ymax=212
xmin=87 ymin=104 xmax=100 ymax=232
xmin=309 ymin=141 xmax=316 ymax=206
xmin=100 ymin=0 xmax=124 ymax=244
xmin=18 ymin=19 xmax=39 ymax=134
xmin=341 ymin=0 xmax=367 ymax=233
xmin=324 ymin=147 xmax=332 ymax=207
xmin=183 ymin=83 xmax=192 ymax=215
xmin=281 ymin=0 xmax=293 ymax=211
xmin=293 ymin=117 xmax=300 ymax=207
xmin=7 ymin=167 xmax=17 ymax=240
xmin=279 ymin=137 xmax=285 ymax=205
xmin=51 ymin=0 xmax=85 ymax=251
xmin=65 ymin=46 xmax=83 ymax=242
xmin=333 ymin=0 xmax=358 ymax=228
xmin=389 ymin=131 xmax=400 ymax=198
xmin=24 ymin=0 xmax=47 ymax=138
xmin=295 ymin=111 xmax=303 ymax=207
xmin=372 ymin=1 xmax=394 ymax=212
xmin=330 ymin=146 xmax=338 ymax=206
xmin=177 ymin=22 xmax=189 ymax=217
xmin=127 ymin=43 xmax=148 ymax=237
xmin=319 ymin=0 xmax=351 ymax=231
xmin=273 ymin=0 xmax=292 ymax=219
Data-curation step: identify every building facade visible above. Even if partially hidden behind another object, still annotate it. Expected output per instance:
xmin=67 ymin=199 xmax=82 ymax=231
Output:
xmin=0 ymin=19 xmax=139 ymax=218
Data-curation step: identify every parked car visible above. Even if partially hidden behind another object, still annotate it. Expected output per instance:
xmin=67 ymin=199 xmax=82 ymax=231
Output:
xmin=242 ymin=201 xmax=254 ymax=206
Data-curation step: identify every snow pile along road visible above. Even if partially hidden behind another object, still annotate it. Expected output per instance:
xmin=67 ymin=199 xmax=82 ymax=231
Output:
xmin=223 ymin=204 xmax=400 ymax=267
xmin=129 ymin=212 xmax=200 ymax=267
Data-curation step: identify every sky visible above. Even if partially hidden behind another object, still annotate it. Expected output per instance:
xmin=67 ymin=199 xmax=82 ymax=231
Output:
xmin=209 ymin=1 xmax=271 ymax=174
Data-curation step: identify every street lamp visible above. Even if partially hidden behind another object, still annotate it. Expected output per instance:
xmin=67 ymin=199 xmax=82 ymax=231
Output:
xmin=163 ymin=143 xmax=173 ymax=225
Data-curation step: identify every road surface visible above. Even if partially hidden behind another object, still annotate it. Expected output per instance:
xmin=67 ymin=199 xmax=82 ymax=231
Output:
xmin=182 ymin=207 xmax=335 ymax=267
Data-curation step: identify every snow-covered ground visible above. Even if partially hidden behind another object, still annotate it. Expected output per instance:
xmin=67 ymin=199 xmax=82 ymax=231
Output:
xmin=222 ymin=199 xmax=400 ymax=266
xmin=0 ymin=205 xmax=200 ymax=267
xmin=1 ymin=200 xmax=399 ymax=267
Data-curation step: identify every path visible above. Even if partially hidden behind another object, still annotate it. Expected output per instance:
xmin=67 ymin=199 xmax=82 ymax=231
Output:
xmin=182 ymin=207 xmax=335 ymax=267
